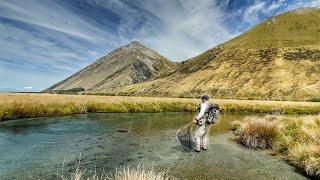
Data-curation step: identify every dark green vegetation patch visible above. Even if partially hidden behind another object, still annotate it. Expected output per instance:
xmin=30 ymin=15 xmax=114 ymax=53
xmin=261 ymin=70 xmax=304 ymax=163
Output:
xmin=283 ymin=48 xmax=320 ymax=61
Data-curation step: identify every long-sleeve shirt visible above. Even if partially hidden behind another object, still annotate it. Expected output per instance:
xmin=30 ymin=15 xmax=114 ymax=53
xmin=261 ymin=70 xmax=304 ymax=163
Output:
xmin=195 ymin=102 xmax=209 ymax=120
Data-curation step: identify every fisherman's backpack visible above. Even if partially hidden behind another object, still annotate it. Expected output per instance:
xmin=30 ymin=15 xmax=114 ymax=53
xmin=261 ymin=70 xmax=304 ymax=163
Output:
xmin=206 ymin=103 xmax=220 ymax=124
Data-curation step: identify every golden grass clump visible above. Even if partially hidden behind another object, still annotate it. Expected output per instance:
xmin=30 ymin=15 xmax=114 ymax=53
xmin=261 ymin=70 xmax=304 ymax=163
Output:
xmin=233 ymin=115 xmax=320 ymax=178
xmin=234 ymin=117 xmax=280 ymax=149
xmin=111 ymin=166 xmax=170 ymax=180
xmin=59 ymin=164 xmax=170 ymax=180
xmin=288 ymin=144 xmax=320 ymax=177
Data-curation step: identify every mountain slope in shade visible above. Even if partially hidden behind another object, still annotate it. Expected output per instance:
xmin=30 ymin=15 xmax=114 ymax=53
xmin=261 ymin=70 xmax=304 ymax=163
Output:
xmin=47 ymin=41 xmax=176 ymax=92
xmin=117 ymin=7 xmax=320 ymax=100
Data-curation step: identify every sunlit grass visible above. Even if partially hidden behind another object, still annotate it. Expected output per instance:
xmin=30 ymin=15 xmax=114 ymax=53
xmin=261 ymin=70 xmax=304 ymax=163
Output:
xmin=1 ymin=93 xmax=320 ymax=121
xmin=233 ymin=115 xmax=320 ymax=178
xmin=111 ymin=166 xmax=170 ymax=180
xmin=58 ymin=162 xmax=170 ymax=180
xmin=0 ymin=93 xmax=197 ymax=121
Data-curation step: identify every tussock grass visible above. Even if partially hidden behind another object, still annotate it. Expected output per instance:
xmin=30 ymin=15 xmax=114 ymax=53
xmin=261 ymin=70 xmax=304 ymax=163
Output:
xmin=233 ymin=115 xmax=320 ymax=178
xmin=234 ymin=117 xmax=280 ymax=149
xmin=1 ymin=93 xmax=320 ymax=121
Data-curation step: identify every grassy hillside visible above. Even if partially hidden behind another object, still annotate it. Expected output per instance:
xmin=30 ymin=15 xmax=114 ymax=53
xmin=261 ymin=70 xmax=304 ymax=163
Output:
xmin=224 ymin=7 xmax=320 ymax=48
xmin=114 ymin=8 xmax=320 ymax=100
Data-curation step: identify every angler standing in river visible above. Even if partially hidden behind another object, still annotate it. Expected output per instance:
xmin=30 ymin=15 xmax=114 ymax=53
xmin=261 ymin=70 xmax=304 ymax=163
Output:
xmin=193 ymin=95 xmax=220 ymax=152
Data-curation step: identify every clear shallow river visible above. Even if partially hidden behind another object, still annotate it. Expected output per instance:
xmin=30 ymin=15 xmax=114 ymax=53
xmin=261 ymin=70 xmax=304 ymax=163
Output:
xmin=0 ymin=113 xmax=308 ymax=180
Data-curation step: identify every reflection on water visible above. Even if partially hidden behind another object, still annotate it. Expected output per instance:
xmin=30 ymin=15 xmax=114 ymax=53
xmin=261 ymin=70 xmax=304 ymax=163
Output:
xmin=0 ymin=113 xmax=308 ymax=180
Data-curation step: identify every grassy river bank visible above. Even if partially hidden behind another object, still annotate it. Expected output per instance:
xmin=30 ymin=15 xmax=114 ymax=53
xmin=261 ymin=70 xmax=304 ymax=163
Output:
xmin=1 ymin=93 xmax=320 ymax=121
xmin=232 ymin=115 xmax=320 ymax=178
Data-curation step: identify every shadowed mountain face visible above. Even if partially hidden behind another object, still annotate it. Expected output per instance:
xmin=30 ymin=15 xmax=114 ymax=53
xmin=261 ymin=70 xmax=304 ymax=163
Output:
xmin=117 ymin=8 xmax=320 ymax=100
xmin=47 ymin=41 xmax=176 ymax=92
xmin=48 ymin=8 xmax=320 ymax=100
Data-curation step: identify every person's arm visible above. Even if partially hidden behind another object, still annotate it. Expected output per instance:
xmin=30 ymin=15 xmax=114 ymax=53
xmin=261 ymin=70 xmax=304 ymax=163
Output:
xmin=195 ymin=103 xmax=206 ymax=120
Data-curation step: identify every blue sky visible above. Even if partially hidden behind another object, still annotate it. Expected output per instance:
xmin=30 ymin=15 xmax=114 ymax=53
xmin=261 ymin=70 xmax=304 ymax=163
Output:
xmin=0 ymin=0 xmax=319 ymax=92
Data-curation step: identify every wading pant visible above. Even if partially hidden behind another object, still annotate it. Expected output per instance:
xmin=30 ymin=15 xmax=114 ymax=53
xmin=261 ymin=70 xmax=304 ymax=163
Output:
xmin=195 ymin=122 xmax=210 ymax=151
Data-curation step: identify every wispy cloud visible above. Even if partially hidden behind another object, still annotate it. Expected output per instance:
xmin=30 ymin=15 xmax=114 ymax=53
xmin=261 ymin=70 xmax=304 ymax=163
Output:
xmin=129 ymin=0 xmax=233 ymax=60
xmin=0 ymin=0 xmax=115 ymax=42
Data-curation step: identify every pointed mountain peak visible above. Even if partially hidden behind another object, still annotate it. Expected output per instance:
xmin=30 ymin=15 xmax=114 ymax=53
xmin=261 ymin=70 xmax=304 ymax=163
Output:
xmin=47 ymin=40 xmax=176 ymax=92
xmin=113 ymin=41 xmax=147 ymax=53
xmin=125 ymin=41 xmax=145 ymax=48
xmin=128 ymin=41 xmax=142 ymax=45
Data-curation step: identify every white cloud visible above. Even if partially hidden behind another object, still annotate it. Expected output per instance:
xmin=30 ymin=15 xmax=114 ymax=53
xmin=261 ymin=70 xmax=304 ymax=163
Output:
xmin=264 ymin=0 xmax=285 ymax=13
xmin=0 ymin=0 xmax=233 ymax=63
xmin=0 ymin=23 xmax=90 ymax=72
xmin=243 ymin=1 xmax=266 ymax=26
xmin=124 ymin=0 xmax=233 ymax=60
xmin=23 ymin=86 xmax=32 ymax=89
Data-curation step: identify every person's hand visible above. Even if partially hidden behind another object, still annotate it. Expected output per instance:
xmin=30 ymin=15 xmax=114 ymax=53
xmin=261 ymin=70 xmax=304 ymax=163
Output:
xmin=193 ymin=118 xmax=198 ymax=124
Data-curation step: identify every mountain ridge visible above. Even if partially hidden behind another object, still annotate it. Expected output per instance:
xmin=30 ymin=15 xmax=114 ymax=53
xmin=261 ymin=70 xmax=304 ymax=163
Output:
xmin=113 ymin=7 xmax=320 ymax=100
xmin=47 ymin=7 xmax=320 ymax=100
xmin=46 ymin=41 xmax=176 ymax=92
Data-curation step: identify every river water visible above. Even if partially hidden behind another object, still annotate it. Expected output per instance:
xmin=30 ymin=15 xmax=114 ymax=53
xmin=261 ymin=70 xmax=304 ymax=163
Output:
xmin=0 ymin=113 xmax=308 ymax=179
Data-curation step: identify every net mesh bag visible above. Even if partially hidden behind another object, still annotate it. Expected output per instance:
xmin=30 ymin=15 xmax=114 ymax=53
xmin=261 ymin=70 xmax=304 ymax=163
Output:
xmin=176 ymin=123 xmax=195 ymax=151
